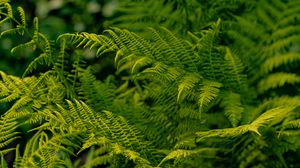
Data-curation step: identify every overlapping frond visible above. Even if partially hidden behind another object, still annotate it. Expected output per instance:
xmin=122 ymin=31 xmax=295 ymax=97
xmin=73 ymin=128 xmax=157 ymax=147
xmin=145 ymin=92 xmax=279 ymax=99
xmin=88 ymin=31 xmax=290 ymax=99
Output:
xmin=227 ymin=0 xmax=300 ymax=96
xmin=158 ymin=148 xmax=218 ymax=167
xmin=258 ymin=73 xmax=300 ymax=94
xmin=16 ymin=130 xmax=81 ymax=168
xmin=104 ymin=0 xmax=203 ymax=34
xmin=2 ymin=0 xmax=300 ymax=167
xmin=221 ymin=91 xmax=244 ymax=127
xmin=57 ymin=19 xmax=249 ymax=152
xmin=196 ymin=106 xmax=296 ymax=141
xmin=198 ymin=80 xmax=222 ymax=114
xmin=78 ymin=67 xmax=116 ymax=112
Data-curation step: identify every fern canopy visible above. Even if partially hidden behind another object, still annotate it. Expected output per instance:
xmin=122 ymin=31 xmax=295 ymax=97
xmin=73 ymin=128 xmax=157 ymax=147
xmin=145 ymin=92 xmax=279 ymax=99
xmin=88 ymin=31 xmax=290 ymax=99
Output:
xmin=1 ymin=0 xmax=300 ymax=167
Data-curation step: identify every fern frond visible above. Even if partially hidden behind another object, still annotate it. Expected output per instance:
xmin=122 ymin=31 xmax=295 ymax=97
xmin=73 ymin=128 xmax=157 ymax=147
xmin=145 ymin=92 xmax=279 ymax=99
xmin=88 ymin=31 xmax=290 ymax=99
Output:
xmin=177 ymin=73 xmax=202 ymax=103
xmin=55 ymin=100 xmax=155 ymax=161
xmin=78 ymin=136 xmax=110 ymax=154
xmin=196 ymin=106 xmax=295 ymax=141
xmin=228 ymin=0 xmax=300 ymax=100
xmin=131 ymin=56 xmax=154 ymax=74
xmin=111 ymin=144 xmax=152 ymax=167
xmin=261 ymin=52 xmax=300 ymax=75
xmin=104 ymin=0 xmax=198 ymax=34
xmin=258 ymin=73 xmax=300 ymax=94
xmin=0 ymin=71 xmax=23 ymax=103
xmin=18 ymin=130 xmax=81 ymax=168
xmin=221 ymin=91 xmax=244 ymax=127
xmin=141 ymin=62 xmax=181 ymax=83
xmin=0 ymin=117 xmax=19 ymax=149
xmin=224 ymin=47 xmax=247 ymax=91
xmin=158 ymin=148 xmax=218 ymax=167
xmin=238 ymin=141 xmax=268 ymax=168
xmin=266 ymin=35 xmax=300 ymax=55
xmin=0 ymin=26 xmax=25 ymax=37
xmin=247 ymin=96 xmax=300 ymax=124
xmin=23 ymin=53 xmax=53 ymax=77
xmin=4 ymin=3 xmax=12 ymax=17
xmin=78 ymin=68 xmax=116 ymax=112
xmin=282 ymin=119 xmax=300 ymax=129
xmin=271 ymin=25 xmax=300 ymax=40
xmin=256 ymin=2 xmax=276 ymax=28
xmin=249 ymin=106 xmax=295 ymax=135
xmin=10 ymin=40 xmax=36 ymax=54
xmin=196 ymin=125 xmax=250 ymax=141
xmin=198 ymin=80 xmax=222 ymax=114
xmin=17 ymin=6 xmax=26 ymax=29
xmin=0 ymin=0 xmax=9 ymax=5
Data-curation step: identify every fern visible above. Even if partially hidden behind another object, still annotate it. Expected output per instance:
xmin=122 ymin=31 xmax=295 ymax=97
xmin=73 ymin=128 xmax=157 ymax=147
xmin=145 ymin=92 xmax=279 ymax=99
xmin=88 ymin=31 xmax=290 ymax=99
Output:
xmin=1 ymin=0 xmax=300 ymax=167
xmin=56 ymin=23 xmax=257 ymax=167
xmin=60 ymin=23 xmax=246 ymax=148
xmin=227 ymin=0 xmax=300 ymax=96
xmin=104 ymin=0 xmax=253 ymax=35
xmin=198 ymin=80 xmax=222 ymax=115
xmin=177 ymin=73 xmax=202 ymax=103
xmin=158 ymin=148 xmax=218 ymax=167
xmin=1 ymin=69 xmax=158 ymax=167
xmin=104 ymin=0 xmax=202 ymax=34
xmin=258 ymin=72 xmax=300 ymax=94
xmin=221 ymin=91 xmax=244 ymax=127
xmin=78 ymin=67 xmax=116 ymax=112
xmin=196 ymin=106 xmax=295 ymax=139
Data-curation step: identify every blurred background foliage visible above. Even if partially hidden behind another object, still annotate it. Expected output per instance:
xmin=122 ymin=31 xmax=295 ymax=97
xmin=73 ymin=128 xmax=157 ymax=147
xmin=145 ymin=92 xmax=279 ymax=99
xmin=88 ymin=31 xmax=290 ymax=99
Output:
xmin=0 ymin=0 xmax=253 ymax=76
xmin=0 ymin=0 xmax=117 ymax=76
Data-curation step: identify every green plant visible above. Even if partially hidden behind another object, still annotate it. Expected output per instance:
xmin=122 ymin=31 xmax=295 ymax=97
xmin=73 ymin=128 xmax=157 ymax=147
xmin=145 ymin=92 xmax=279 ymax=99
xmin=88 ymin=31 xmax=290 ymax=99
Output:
xmin=105 ymin=0 xmax=254 ymax=35
xmin=1 ymin=0 xmax=300 ymax=167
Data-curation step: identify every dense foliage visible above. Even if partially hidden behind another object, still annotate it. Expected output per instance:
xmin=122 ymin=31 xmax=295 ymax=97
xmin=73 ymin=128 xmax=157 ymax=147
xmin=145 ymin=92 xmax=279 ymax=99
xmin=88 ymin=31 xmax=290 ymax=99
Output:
xmin=1 ymin=0 xmax=300 ymax=167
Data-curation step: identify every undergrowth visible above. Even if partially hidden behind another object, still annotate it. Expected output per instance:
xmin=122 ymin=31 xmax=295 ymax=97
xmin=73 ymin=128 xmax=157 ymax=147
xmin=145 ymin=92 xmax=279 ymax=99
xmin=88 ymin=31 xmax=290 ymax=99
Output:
xmin=1 ymin=0 xmax=300 ymax=167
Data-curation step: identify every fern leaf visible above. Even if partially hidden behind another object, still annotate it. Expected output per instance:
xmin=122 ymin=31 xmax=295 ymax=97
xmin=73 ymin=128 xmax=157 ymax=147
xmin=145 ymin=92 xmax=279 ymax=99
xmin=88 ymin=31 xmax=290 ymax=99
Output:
xmin=114 ymin=49 xmax=124 ymax=65
xmin=78 ymin=136 xmax=110 ymax=154
xmin=23 ymin=53 xmax=53 ymax=77
xmin=256 ymin=4 xmax=276 ymax=28
xmin=261 ymin=52 xmax=300 ymax=75
xmin=4 ymin=3 xmax=12 ymax=17
xmin=0 ymin=117 xmax=20 ymax=149
xmin=282 ymin=119 xmax=300 ymax=129
xmin=0 ymin=27 xmax=23 ymax=37
xmin=258 ymin=73 xmax=300 ymax=94
xmin=17 ymin=6 xmax=26 ymax=28
xmin=32 ymin=17 xmax=39 ymax=41
xmin=196 ymin=106 xmax=295 ymax=141
xmin=249 ymin=106 xmax=295 ymax=135
xmin=232 ymin=15 xmax=265 ymax=39
xmin=221 ymin=91 xmax=244 ymax=127
xmin=177 ymin=73 xmax=202 ymax=103
xmin=11 ymin=40 xmax=36 ymax=54
xmin=224 ymin=47 xmax=246 ymax=90
xmin=266 ymin=35 xmax=300 ymax=55
xmin=0 ymin=155 xmax=8 ymax=168
xmin=158 ymin=148 xmax=218 ymax=167
xmin=196 ymin=125 xmax=250 ymax=141
xmin=111 ymin=144 xmax=152 ymax=166
xmin=19 ymin=130 xmax=81 ymax=167
xmin=131 ymin=56 xmax=154 ymax=74
xmin=78 ymin=68 xmax=116 ymax=111
xmin=141 ymin=62 xmax=181 ymax=82
xmin=198 ymin=80 xmax=222 ymax=114
xmin=271 ymin=25 xmax=300 ymax=40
